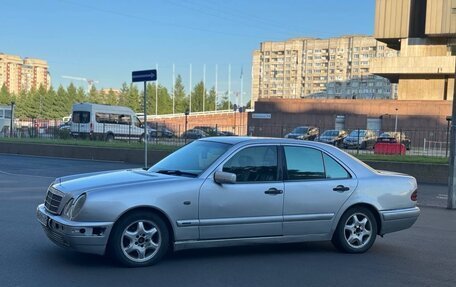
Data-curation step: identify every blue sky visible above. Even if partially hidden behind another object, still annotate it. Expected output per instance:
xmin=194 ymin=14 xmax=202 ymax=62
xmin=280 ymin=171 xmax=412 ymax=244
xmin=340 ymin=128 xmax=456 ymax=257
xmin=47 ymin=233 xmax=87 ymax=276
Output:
xmin=2 ymin=0 xmax=374 ymax=105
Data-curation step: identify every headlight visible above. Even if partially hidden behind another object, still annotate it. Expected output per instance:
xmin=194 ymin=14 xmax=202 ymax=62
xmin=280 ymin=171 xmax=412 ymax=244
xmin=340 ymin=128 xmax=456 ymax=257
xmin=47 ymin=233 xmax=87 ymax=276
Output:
xmin=297 ymin=135 xmax=304 ymax=139
xmin=64 ymin=194 xmax=86 ymax=219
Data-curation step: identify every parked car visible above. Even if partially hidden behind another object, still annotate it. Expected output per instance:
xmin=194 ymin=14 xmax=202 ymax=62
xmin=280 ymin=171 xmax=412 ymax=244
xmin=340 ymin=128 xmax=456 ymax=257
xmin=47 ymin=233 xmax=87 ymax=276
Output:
xmin=58 ymin=121 xmax=72 ymax=131
xmin=284 ymin=126 xmax=319 ymax=140
xmin=343 ymin=130 xmax=377 ymax=149
xmin=376 ymin=132 xmax=411 ymax=150
xmin=36 ymin=137 xmax=419 ymax=267
xmin=147 ymin=124 xmax=175 ymax=138
xmin=182 ymin=128 xmax=208 ymax=139
xmin=317 ymin=129 xmax=348 ymax=147
xmin=219 ymin=130 xmax=237 ymax=136
xmin=194 ymin=126 xmax=224 ymax=136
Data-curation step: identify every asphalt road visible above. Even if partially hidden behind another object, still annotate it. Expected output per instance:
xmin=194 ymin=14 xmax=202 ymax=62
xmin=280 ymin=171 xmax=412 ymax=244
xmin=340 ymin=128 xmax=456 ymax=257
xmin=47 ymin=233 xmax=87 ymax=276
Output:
xmin=0 ymin=154 xmax=455 ymax=287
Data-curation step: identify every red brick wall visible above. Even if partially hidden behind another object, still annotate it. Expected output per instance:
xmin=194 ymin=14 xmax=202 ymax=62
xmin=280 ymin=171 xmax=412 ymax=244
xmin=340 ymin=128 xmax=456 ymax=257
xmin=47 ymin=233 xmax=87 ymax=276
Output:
xmin=147 ymin=112 xmax=248 ymax=135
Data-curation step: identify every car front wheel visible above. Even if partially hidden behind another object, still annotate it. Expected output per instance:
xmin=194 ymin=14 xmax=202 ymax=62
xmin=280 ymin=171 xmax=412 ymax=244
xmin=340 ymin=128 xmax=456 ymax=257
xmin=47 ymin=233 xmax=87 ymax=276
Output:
xmin=332 ymin=207 xmax=377 ymax=253
xmin=109 ymin=212 xmax=170 ymax=267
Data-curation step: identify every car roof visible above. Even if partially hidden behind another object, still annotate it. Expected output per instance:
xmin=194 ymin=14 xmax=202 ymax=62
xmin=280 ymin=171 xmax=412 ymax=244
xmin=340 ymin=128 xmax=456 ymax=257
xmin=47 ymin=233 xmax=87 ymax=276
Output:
xmin=200 ymin=136 xmax=326 ymax=146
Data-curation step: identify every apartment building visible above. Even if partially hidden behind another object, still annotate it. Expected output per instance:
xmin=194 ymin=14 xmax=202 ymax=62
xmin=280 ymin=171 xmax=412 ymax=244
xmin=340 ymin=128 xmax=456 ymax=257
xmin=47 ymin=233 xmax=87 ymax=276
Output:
xmin=0 ymin=53 xmax=22 ymax=95
xmin=0 ymin=52 xmax=50 ymax=95
xmin=251 ymin=35 xmax=398 ymax=107
xmin=370 ymin=0 xmax=456 ymax=101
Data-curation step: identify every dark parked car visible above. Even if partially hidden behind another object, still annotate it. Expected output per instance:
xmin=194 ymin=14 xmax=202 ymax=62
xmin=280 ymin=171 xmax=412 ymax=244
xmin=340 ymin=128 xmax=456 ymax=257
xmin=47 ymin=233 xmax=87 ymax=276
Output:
xmin=376 ymin=132 xmax=411 ymax=150
xmin=219 ymin=130 xmax=237 ymax=136
xmin=317 ymin=129 xmax=348 ymax=147
xmin=146 ymin=123 xmax=175 ymax=138
xmin=182 ymin=128 xmax=208 ymax=139
xmin=194 ymin=126 xmax=223 ymax=136
xmin=343 ymin=130 xmax=377 ymax=149
xmin=284 ymin=126 xmax=319 ymax=140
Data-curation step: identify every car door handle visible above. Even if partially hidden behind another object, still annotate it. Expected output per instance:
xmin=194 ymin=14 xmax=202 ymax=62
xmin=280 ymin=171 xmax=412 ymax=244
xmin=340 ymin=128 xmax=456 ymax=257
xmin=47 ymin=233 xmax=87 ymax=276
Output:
xmin=333 ymin=185 xmax=350 ymax=192
xmin=264 ymin=188 xmax=283 ymax=195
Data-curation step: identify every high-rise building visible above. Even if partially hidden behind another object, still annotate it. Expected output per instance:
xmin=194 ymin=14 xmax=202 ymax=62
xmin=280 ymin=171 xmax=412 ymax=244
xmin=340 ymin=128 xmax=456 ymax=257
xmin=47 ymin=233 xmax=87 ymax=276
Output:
xmin=0 ymin=52 xmax=50 ymax=95
xmin=251 ymin=35 xmax=398 ymax=107
xmin=370 ymin=0 xmax=456 ymax=101
xmin=0 ymin=53 xmax=23 ymax=95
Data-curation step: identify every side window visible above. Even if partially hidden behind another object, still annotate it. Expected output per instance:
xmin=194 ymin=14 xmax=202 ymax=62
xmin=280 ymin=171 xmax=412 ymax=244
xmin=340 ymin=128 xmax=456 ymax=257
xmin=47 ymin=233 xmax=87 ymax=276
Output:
xmin=284 ymin=146 xmax=325 ymax=180
xmin=323 ymin=154 xmax=350 ymax=179
xmin=223 ymin=146 xmax=278 ymax=183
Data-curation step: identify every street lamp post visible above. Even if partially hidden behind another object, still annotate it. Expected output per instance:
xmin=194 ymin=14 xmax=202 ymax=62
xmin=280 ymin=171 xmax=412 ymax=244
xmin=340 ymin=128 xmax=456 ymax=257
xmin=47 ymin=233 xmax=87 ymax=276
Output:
xmin=184 ymin=109 xmax=189 ymax=144
xmin=394 ymin=108 xmax=398 ymax=132
xmin=10 ymin=101 xmax=15 ymax=138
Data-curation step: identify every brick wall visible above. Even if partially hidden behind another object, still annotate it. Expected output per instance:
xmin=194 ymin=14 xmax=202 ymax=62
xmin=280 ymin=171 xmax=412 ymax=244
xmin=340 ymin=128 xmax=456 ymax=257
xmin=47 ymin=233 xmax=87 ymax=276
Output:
xmin=147 ymin=112 xmax=248 ymax=136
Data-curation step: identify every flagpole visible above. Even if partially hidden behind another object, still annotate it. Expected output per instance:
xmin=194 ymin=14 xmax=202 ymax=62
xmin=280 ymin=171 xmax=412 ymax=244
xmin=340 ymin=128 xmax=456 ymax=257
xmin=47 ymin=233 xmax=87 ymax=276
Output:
xmin=203 ymin=64 xmax=206 ymax=112
xmin=215 ymin=64 xmax=218 ymax=111
xmin=155 ymin=63 xmax=158 ymax=115
xmin=189 ymin=63 xmax=192 ymax=113
xmin=172 ymin=63 xmax=175 ymax=114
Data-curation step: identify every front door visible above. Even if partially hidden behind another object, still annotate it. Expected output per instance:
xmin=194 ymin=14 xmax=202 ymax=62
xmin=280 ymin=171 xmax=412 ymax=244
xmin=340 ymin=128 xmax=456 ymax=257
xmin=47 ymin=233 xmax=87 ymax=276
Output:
xmin=199 ymin=145 xmax=284 ymax=240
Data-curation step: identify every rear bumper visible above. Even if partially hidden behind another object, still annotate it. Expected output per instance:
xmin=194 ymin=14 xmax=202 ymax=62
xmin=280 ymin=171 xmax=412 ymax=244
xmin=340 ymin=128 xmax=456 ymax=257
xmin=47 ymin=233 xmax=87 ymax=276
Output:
xmin=379 ymin=207 xmax=420 ymax=235
xmin=36 ymin=204 xmax=113 ymax=255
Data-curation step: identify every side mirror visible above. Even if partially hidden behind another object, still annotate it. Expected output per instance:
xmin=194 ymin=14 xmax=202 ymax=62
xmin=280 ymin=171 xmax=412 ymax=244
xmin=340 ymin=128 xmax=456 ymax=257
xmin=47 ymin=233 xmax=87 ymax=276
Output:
xmin=214 ymin=171 xmax=236 ymax=184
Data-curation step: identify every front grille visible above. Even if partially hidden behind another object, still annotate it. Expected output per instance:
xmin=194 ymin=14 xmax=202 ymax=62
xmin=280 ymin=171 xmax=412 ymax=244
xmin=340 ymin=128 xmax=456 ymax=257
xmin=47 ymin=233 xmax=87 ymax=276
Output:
xmin=44 ymin=187 xmax=64 ymax=214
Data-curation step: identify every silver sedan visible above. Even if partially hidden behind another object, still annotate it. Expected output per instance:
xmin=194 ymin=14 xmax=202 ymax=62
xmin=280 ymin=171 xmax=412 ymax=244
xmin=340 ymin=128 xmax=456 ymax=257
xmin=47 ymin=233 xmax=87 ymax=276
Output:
xmin=36 ymin=137 xmax=420 ymax=267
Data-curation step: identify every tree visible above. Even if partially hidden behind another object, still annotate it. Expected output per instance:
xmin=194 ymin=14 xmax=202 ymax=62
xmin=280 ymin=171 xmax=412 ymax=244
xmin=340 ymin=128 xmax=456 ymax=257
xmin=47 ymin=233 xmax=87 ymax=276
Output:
xmin=190 ymin=81 xmax=204 ymax=112
xmin=0 ymin=84 xmax=10 ymax=105
xmin=218 ymin=91 xmax=230 ymax=110
xmin=173 ymin=74 xmax=186 ymax=113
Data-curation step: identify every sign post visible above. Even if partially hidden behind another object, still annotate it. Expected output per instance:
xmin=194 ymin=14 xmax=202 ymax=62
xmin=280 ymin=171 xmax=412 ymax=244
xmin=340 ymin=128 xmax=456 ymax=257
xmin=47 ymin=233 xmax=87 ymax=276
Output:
xmin=132 ymin=69 xmax=157 ymax=169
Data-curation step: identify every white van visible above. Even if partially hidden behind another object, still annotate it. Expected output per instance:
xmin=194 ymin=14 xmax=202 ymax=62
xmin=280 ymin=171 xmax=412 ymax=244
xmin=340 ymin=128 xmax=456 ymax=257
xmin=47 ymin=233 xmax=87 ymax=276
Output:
xmin=0 ymin=105 xmax=13 ymax=135
xmin=71 ymin=103 xmax=145 ymax=141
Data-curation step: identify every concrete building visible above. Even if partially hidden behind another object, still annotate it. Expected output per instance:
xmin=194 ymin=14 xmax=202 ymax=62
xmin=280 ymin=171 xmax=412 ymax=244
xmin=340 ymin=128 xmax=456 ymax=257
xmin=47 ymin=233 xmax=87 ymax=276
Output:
xmin=0 ymin=53 xmax=22 ymax=95
xmin=0 ymin=53 xmax=50 ymax=95
xmin=251 ymin=35 xmax=398 ymax=107
xmin=22 ymin=58 xmax=51 ymax=92
xmin=370 ymin=0 xmax=456 ymax=101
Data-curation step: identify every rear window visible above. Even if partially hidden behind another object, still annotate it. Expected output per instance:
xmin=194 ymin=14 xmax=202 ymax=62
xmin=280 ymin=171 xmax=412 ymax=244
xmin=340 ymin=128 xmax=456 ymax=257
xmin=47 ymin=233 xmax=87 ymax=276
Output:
xmin=72 ymin=111 xmax=90 ymax=123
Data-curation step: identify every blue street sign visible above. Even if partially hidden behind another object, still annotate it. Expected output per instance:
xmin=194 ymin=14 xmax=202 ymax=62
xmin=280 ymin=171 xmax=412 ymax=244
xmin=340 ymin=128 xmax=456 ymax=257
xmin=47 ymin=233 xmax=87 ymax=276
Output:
xmin=132 ymin=69 xmax=157 ymax=82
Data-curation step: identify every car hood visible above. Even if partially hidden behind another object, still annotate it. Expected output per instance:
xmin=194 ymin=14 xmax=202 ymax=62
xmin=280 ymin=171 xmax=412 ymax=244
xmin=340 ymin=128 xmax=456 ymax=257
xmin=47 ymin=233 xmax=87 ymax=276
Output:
xmin=53 ymin=169 xmax=184 ymax=197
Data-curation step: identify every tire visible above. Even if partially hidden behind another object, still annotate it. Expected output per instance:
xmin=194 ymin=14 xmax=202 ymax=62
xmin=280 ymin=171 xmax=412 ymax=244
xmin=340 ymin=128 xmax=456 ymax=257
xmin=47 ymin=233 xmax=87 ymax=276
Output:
xmin=106 ymin=133 xmax=114 ymax=142
xmin=139 ymin=134 xmax=145 ymax=143
xmin=108 ymin=212 xmax=170 ymax=267
xmin=332 ymin=206 xmax=377 ymax=253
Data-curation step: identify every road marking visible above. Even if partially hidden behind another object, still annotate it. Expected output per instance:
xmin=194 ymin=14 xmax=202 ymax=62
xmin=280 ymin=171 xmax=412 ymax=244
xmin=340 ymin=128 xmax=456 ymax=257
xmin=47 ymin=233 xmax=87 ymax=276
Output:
xmin=0 ymin=169 xmax=55 ymax=179
xmin=436 ymin=194 xmax=448 ymax=200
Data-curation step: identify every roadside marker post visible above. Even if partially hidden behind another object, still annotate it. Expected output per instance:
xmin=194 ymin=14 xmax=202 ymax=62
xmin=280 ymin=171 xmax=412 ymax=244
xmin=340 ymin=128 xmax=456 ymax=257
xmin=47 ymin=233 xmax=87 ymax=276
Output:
xmin=132 ymin=69 xmax=157 ymax=169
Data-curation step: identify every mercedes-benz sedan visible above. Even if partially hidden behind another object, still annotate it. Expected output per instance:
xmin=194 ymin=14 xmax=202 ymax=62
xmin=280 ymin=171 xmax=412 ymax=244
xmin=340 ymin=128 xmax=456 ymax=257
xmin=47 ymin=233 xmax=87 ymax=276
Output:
xmin=37 ymin=137 xmax=420 ymax=267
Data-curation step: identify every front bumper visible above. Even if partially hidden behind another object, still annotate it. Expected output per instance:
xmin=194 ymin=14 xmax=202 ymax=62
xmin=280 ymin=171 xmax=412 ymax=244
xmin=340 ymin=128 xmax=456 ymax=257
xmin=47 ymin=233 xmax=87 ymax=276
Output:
xmin=379 ymin=206 xmax=420 ymax=235
xmin=36 ymin=204 xmax=114 ymax=255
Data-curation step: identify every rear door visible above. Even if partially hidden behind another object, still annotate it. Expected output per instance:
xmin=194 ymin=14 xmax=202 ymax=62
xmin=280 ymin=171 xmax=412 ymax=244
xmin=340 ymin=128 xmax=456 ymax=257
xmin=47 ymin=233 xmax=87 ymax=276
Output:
xmin=71 ymin=111 xmax=91 ymax=134
xmin=282 ymin=145 xmax=357 ymax=236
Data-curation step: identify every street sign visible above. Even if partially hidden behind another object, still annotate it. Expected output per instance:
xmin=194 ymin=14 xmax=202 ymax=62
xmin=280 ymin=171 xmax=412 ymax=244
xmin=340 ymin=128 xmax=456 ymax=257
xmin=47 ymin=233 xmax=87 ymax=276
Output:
xmin=252 ymin=113 xmax=271 ymax=119
xmin=132 ymin=69 xmax=157 ymax=82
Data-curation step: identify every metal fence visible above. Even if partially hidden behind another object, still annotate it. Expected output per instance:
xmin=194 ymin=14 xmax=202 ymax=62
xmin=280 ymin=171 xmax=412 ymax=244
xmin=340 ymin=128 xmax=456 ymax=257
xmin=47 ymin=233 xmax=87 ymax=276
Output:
xmin=1 ymin=118 xmax=451 ymax=158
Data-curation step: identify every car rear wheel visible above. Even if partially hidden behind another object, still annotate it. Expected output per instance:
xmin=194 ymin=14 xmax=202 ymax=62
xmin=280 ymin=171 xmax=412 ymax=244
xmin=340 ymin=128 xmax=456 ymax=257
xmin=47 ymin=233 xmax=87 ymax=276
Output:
xmin=106 ymin=133 xmax=114 ymax=142
xmin=332 ymin=207 xmax=377 ymax=253
xmin=109 ymin=212 xmax=170 ymax=267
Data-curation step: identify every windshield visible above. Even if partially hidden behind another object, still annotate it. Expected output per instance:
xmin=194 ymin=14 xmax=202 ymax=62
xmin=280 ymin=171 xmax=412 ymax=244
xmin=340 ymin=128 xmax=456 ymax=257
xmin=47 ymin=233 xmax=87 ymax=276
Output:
xmin=349 ymin=130 xmax=366 ymax=137
xmin=292 ymin=127 xmax=308 ymax=134
xmin=149 ymin=140 xmax=231 ymax=176
xmin=322 ymin=130 xmax=338 ymax=136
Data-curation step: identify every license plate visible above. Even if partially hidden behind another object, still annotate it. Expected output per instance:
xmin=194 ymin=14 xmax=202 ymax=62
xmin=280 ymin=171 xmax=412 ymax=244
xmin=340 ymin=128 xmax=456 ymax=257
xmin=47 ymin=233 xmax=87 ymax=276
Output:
xmin=37 ymin=209 xmax=48 ymax=226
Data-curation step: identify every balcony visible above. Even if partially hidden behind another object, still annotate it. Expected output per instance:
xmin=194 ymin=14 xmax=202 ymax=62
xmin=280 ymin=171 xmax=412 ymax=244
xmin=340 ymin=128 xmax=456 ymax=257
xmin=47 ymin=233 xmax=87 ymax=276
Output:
xmin=370 ymin=56 xmax=456 ymax=76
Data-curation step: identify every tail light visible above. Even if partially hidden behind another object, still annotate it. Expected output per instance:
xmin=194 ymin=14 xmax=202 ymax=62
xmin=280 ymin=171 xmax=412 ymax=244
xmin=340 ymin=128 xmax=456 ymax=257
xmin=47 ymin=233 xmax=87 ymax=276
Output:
xmin=411 ymin=190 xmax=418 ymax=201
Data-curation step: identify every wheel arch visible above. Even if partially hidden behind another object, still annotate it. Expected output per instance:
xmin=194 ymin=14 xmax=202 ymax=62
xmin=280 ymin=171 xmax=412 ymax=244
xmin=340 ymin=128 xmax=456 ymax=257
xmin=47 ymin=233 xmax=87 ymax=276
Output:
xmin=110 ymin=205 xmax=175 ymax=244
xmin=334 ymin=202 xmax=382 ymax=236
